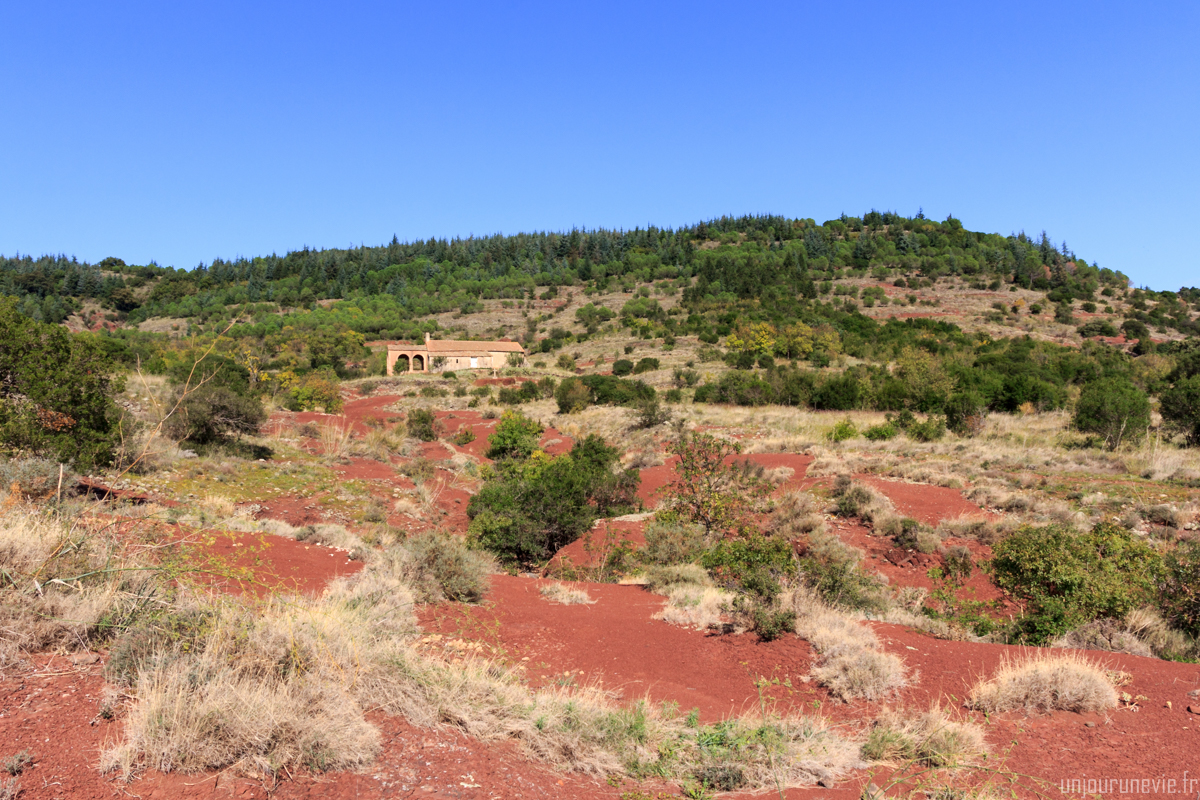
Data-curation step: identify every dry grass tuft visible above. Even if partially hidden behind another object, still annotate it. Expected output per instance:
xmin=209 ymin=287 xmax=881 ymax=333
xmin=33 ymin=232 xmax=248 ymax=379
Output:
xmin=319 ymin=418 xmax=354 ymax=462
xmin=787 ymin=589 xmax=908 ymax=701
xmin=967 ymin=652 xmax=1118 ymax=713
xmin=863 ymin=705 xmax=988 ymax=768
xmin=1052 ymin=607 xmax=1195 ymax=661
xmin=540 ymin=583 xmax=596 ymax=605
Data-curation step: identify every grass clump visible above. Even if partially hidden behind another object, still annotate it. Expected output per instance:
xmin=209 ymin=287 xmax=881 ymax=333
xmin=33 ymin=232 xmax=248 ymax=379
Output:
xmin=540 ymin=582 xmax=596 ymax=605
xmin=396 ymin=531 xmax=494 ymax=603
xmin=967 ymin=652 xmax=1118 ymax=714
xmin=862 ymin=706 xmax=987 ymax=768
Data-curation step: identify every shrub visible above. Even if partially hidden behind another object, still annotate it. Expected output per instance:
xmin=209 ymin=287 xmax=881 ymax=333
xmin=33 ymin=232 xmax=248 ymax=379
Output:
xmin=632 ymin=396 xmax=671 ymax=429
xmin=451 ymin=426 xmax=476 ymax=446
xmin=485 ymin=410 xmax=544 ymax=460
xmin=283 ymin=370 xmax=343 ymax=413
xmin=798 ymin=530 xmax=885 ymax=611
xmin=967 ymin=652 xmax=1118 ymax=713
xmin=397 ymin=532 xmax=493 ymax=603
xmin=632 ymin=357 xmax=660 ymax=374
xmin=611 ymin=359 xmax=634 ymax=376
xmin=701 ymin=535 xmax=796 ymax=593
xmin=862 ymin=422 xmax=896 ymax=441
xmin=1077 ymin=319 xmax=1118 ymax=338
xmin=907 ymin=415 xmax=946 ymax=442
xmin=555 ymin=377 xmax=591 ymax=414
xmin=1073 ymin=377 xmax=1150 ymax=449
xmin=1158 ymin=540 xmax=1200 ymax=637
xmin=0 ymin=298 xmax=123 ymax=470
xmin=1160 ymin=375 xmax=1200 ymax=446
xmin=406 ymin=408 xmax=440 ymax=442
xmin=556 ymin=353 xmax=577 ymax=371
xmin=640 ymin=517 xmax=707 ymax=565
xmin=826 ymin=419 xmax=858 ymax=443
xmin=664 ymin=388 xmax=683 ymax=403
xmin=832 ymin=478 xmax=873 ymax=518
xmin=165 ymin=386 xmax=266 ymax=445
xmin=0 ymin=457 xmax=72 ymax=500
xmin=468 ymin=434 xmax=639 ymax=568
xmin=863 ymin=707 xmax=987 ymax=768
xmin=991 ymin=522 xmax=1162 ymax=643
xmin=944 ymin=392 xmax=985 ymax=437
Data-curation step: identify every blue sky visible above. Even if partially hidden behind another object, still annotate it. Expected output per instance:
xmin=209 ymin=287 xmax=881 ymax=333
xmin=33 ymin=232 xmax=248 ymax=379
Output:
xmin=1 ymin=1 xmax=1196 ymax=289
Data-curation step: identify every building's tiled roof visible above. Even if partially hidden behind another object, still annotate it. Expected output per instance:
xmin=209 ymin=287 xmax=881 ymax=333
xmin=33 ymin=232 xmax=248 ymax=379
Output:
xmin=383 ymin=338 xmax=525 ymax=353
xmin=426 ymin=339 xmax=525 ymax=353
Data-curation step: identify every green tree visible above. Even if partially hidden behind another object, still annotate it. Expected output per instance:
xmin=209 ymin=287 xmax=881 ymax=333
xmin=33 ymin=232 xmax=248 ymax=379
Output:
xmin=661 ymin=432 xmax=770 ymax=535
xmin=1073 ymin=377 xmax=1150 ymax=449
xmin=1160 ymin=375 xmax=1200 ymax=446
xmin=485 ymin=410 xmax=544 ymax=460
xmin=0 ymin=298 xmax=123 ymax=469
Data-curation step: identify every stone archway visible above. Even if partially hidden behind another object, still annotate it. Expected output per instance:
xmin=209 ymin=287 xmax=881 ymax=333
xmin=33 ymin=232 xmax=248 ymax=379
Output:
xmin=412 ymin=354 xmax=426 ymax=372
xmin=395 ymin=354 xmax=411 ymax=374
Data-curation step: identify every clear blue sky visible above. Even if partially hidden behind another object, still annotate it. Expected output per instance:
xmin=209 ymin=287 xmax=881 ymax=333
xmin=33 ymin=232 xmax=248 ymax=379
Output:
xmin=2 ymin=1 xmax=1196 ymax=290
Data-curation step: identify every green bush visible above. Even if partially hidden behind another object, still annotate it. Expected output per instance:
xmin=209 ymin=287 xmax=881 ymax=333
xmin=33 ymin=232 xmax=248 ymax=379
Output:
xmin=555 ymin=377 xmax=591 ymax=414
xmin=701 ymin=535 xmax=796 ymax=592
xmin=944 ymin=392 xmax=985 ymax=437
xmin=0 ymin=297 xmax=123 ymax=470
xmin=632 ymin=357 xmax=660 ymax=374
xmin=1158 ymin=541 xmax=1200 ymax=637
xmin=826 ymin=419 xmax=858 ymax=442
xmin=991 ymin=522 xmax=1163 ymax=643
xmin=468 ymin=434 xmax=639 ymax=568
xmin=1073 ymin=377 xmax=1150 ymax=449
xmin=165 ymin=386 xmax=267 ymax=445
xmin=640 ymin=516 xmax=707 ymax=565
xmin=1160 ymin=375 xmax=1200 ymax=446
xmin=611 ymin=359 xmax=634 ymax=376
xmin=451 ymin=425 xmax=476 ymax=446
xmin=406 ymin=408 xmax=440 ymax=442
xmin=485 ymin=410 xmax=544 ymax=460
xmin=632 ymin=396 xmax=671 ymax=429
xmin=862 ymin=422 xmax=897 ymax=441
xmin=799 ymin=530 xmax=885 ymax=610
xmin=665 ymin=388 xmax=683 ymax=403
xmin=907 ymin=415 xmax=946 ymax=442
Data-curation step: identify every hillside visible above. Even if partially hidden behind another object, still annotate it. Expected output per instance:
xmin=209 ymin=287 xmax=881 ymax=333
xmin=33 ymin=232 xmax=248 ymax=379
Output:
xmin=1 ymin=214 xmax=1200 ymax=799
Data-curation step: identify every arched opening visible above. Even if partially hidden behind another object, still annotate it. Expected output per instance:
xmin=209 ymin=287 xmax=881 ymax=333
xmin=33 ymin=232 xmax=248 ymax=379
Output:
xmin=394 ymin=354 xmax=411 ymax=374
xmin=412 ymin=354 xmax=425 ymax=372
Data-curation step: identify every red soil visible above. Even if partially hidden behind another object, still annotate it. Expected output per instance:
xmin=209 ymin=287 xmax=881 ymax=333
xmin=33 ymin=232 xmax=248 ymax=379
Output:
xmin=854 ymin=475 xmax=994 ymax=527
xmin=548 ymin=518 xmax=650 ymax=570
xmin=191 ymin=530 xmax=362 ymax=597
xmin=418 ymin=575 xmax=820 ymax=722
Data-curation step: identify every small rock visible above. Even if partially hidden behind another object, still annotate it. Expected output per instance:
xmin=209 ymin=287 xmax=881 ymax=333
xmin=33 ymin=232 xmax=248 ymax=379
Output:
xmin=70 ymin=653 xmax=100 ymax=665
xmin=1188 ymin=689 xmax=1200 ymax=698
xmin=1166 ymin=701 xmax=1173 ymax=710
xmin=1189 ymin=705 xmax=1200 ymax=715
xmin=1084 ymin=721 xmax=1095 ymax=728
xmin=817 ymin=777 xmax=836 ymax=789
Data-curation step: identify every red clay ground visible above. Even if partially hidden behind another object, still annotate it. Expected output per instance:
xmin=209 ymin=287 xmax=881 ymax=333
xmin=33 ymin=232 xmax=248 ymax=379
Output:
xmin=190 ymin=530 xmax=363 ymax=596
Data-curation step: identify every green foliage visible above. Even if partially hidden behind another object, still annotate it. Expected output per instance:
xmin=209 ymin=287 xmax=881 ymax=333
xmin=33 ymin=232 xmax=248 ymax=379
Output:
xmin=164 ymin=386 xmax=267 ymax=445
xmin=862 ymin=422 xmax=897 ymax=441
xmin=907 ymin=415 xmax=946 ymax=442
xmin=555 ymin=377 xmax=591 ymax=414
xmin=798 ymin=530 xmax=885 ymax=610
xmin=467 ymin=434 xmax=640 ymax=569
xmin=661 ymin=432 xmax=770 ymax=535
xmin=451 ymin=425 xmax=476 ymax=446
xmin=632 ymin=357 xmax=660 ymax=374
xmin=612 ymin=359 xmax=634 ymax=376
xmin=701 ymin=535 xmax=796 ymax=591
xmin=991 ymin=522 xmax=1163 ymax=643
xmin=825 ymin=418 xmax=858 ymax=442
xmin=282 ymin=371 xmax=343 ymax=413
xmin=485 ymin=410 xmax=544 ymax=460
xmin=640 ymin=516 xmax=708 ymax=565
xmin=0 ymin=298 xmax=123 ymax=470
xmin=1073 ymin=377 xmax=1150 ymax=448
xmin=1158 ymin=541 xmax=1200 ymax=637
xmin=943 ymin=392 xmax=985 ymax=436
xmin=1160 ymin=375 xmax=1200 ymax=446
xmin=632 ymin=396 xmax=671 ymax=429
xmin=406 ymin=408 xmax=440 ymax=442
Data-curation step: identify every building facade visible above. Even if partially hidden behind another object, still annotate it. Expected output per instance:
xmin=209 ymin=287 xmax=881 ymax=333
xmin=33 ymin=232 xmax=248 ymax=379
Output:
xmin=384 ymin=333 xmax=526 ymax=375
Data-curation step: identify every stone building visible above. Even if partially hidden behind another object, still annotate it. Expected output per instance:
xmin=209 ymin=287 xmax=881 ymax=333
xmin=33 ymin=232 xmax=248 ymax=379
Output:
xmin=384 ymin=333 xmax=526 ymax=375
